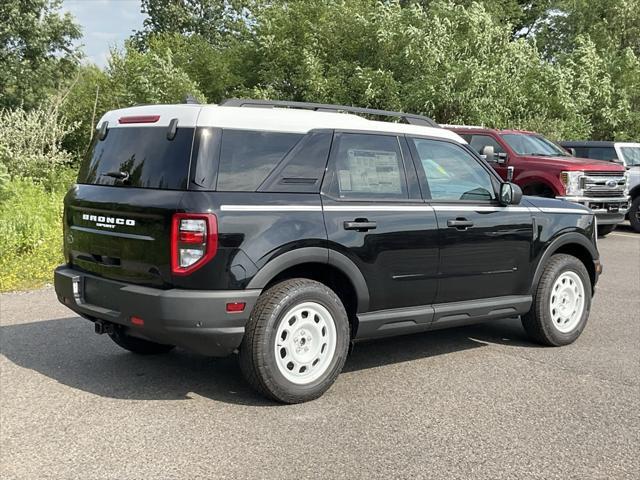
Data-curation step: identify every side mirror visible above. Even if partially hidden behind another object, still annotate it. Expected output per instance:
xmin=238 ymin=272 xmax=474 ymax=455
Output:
xmin=499 ymin=182 xmax=523 ymax=206
xmin=495 ymin=152 xmax=508 ymax=164
xmin=482 ymin=145 xmax=495 ymax=163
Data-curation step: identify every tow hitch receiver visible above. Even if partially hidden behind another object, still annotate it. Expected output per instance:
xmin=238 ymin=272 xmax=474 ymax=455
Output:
xmin=94 ymin=320 xmax=115 ymax=335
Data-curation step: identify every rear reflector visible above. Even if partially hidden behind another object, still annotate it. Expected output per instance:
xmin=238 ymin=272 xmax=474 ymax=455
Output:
xmin=118 ymin=115 xmax=160 ymax=124
xmin=171 ymin=213 xmax=218 ymax=276
xmin=131 ymin=316 xmax=145 ymax=326
xmin=226 ymin=302 xmax=246 ymax=313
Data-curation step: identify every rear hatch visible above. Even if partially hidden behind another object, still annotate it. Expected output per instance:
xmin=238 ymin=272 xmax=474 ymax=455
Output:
xmin=65 ymin=106 xmax=200 ymax=288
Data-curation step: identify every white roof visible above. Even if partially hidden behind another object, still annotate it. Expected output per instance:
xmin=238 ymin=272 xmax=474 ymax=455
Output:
xmin=99 ymin=104 xmax=466 ymax=143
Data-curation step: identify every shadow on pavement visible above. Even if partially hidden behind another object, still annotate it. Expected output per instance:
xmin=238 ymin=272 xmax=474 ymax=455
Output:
xmin=1 ymin=315 xmax=535 ymax=406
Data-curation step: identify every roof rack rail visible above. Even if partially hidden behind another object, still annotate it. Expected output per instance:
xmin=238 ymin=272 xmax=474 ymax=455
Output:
xmin=440 ymin=124 xmax=486 ymax=129
xmin=220 ymin=98 xmax=439 ymax=128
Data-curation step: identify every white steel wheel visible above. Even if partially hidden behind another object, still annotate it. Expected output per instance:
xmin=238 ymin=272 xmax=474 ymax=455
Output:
xmin=274 ymin=301 xmax=337 ymax=385
xmin=549 ymin=271 xmax=585 ymax=333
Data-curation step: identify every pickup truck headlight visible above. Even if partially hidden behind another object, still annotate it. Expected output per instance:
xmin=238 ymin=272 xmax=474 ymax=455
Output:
xmin=624 ymin=170 xmax=630 ymax=196
xmin=560 ymin=171 xmax=584 ymax=196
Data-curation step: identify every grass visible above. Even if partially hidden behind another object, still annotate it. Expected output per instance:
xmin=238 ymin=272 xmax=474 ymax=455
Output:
xmin=0 ymin=171 xmax=74 ymax=291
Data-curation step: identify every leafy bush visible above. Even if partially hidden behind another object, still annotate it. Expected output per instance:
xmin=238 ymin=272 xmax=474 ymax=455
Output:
xmin=0 ymin=100 xmax=78 ymax=180
xmin=0 ymin=171 xmax=74 ymax=291
xmin=60 ymin=44 xmax=206 ymax=155
xmin=0 ymin=98 xmax=77 ymax=291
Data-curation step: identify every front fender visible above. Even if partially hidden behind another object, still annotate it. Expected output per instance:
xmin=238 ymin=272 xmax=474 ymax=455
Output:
xmin=515 ymin=170 xmax=563 ymax=196
xmin=530 ymin=231 xmax=599 ymax=295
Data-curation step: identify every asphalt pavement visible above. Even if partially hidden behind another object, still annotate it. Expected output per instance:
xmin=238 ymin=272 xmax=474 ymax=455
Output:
xmin=1 ymin=226 xmax=639 ymax=479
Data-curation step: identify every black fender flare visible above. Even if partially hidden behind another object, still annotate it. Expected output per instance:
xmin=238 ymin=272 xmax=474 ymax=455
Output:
xmin=246 ymin=247 xmax=370 ymax=312
xmin=530 ymin=232 xmax=598 ymax=294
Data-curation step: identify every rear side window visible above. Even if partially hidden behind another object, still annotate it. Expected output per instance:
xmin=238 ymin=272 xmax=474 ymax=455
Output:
xmin=324 ymin=133 xmax=408 ymax=200
xmin=260 ymin=131 xmax=333 ymax=193
xmin=78 ymin=127 xmax=194 ymax=190
xmin=216 ymin=130 xmax=303 ymax=191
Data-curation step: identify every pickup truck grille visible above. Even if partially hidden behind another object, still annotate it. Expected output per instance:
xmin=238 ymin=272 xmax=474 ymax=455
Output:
xmin=581 ymin=173 xmax=626 ymax=198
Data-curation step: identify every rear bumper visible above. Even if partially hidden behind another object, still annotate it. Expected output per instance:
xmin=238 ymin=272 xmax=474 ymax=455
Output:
xmin=54 ymin=266 xmax=260 ymax=356
xmin=557 ymin=196 xmax=629 ymax=225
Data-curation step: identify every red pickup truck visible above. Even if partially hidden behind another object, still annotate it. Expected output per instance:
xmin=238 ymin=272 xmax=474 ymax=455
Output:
xmin=445 ymin=126 xmax=629 ymax=236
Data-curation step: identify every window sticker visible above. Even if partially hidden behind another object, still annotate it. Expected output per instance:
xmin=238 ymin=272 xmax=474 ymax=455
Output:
xmin=337 ymin=170 xmax=352 ymax=191
xmin=340 ymin=149 xmax=401 ymax=194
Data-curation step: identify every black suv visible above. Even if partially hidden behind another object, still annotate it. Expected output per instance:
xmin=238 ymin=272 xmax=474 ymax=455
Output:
xmin=55 ymin=100 xmax=601 ymax=403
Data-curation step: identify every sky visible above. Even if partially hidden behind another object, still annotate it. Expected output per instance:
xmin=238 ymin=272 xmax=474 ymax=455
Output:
xmin=62 ymin=0 xmax=146 ymax=67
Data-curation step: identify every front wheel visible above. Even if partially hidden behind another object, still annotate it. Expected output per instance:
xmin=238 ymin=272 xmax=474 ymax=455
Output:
xmin=597 ymin=224 xmax=616 ymax=237
xmin=522 ymin=254 xmax=591 ymax=346
xmin=239 ymin=279 xmax=350 ymax=404
xmin=629 ymin=196 xmax=640 ymax=233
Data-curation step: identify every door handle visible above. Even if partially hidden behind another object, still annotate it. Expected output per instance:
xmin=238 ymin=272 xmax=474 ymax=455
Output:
xmin=343 ymin=220 xmax=377 ymax=232
xmin=447 ymin=218 xmax=474 ymax=230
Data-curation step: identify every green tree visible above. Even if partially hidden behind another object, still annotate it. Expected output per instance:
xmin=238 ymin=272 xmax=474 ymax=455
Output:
xmin=132 ymin=0 xmax=256 ymax=49
xmin=0 ymin=0 xmax=81 ymax=109
xmin=230 ymin=0 xmax=599 ymax=139
xmin=60 ymin=42 xmax=206 ymax=156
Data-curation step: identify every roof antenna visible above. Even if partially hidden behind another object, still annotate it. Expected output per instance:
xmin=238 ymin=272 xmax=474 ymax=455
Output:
xmin=184 ymin=94 xmax=200 ymax=104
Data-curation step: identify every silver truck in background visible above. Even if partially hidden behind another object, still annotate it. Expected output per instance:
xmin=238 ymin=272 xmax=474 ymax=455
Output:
xmin=560 ymin=141 xmax=640 ymax=232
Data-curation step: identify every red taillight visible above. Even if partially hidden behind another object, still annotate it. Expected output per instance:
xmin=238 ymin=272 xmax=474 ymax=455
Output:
xmin=171 ymin=213 xmax=218 ymax=276
xmin=131 ymin=316 xmax=145 ymax=326
xmin=118 ymin=115 xmax=160 ymax=124
xmin=226 ymin=302 xmax=246 ymax=313
xmin=179 ymin=231 xmax=205 ymax=243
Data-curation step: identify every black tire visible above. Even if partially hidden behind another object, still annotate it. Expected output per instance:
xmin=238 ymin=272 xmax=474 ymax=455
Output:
xmin=108 ymin=328 xmax=175 ymax=355
xmin=597 ymin=224 xmax=616 ymax=237
xmin=629 ymin=196 xmax=640 ymax=233
xmin=522 ymin=254 xmax=591 ymax=346
xmin=239 ymin=278 xmax=350 ymax=404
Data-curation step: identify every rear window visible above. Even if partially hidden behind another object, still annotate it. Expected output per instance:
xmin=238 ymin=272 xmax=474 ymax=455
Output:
xmin=78 ymin=127 xmax=194 ymax=190
xmin=216 ymin=130 xmax=303 ymax=191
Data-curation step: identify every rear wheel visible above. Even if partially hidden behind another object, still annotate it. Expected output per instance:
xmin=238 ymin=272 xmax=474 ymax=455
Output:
xmin=239 ymin=278 xmax=350 ymax=404
xmin=108 ymin=327 xmax=175 ymax=355
xmin=522 ymin=254 xmax=591 ymax=346
xmin=597 ymin=224 xmax=616 ymax=237
xmin=629 ymin=196 xmax=640 ymax=233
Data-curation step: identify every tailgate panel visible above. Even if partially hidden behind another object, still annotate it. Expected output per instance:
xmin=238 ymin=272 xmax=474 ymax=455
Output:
xmin=65 ymin=185 xmax=185 ymax=287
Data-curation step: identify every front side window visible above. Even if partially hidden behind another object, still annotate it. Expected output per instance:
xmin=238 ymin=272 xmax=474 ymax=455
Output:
xmin=324 ymin=133 xmax=408 ymax=200
xmin=620 ymin=146 xmax=640 ymax=167
xmin=462 ymin=134 xmax=505 ymax=158
xmin=502 ymin=133 xmax=570 ymax=157
xmin=411 ymin=138 xmax=496 ymax=201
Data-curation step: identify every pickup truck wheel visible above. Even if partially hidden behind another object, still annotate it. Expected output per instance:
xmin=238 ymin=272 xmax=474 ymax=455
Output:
xmin=629 ymin=196 xmax=640 ymax=233
xmin=239 ymin=278 xmax=350 ymax=404
xmin=522 ymin=254 xmax=591 ymax=346
xmin=597 ymin=225 xmax=616 ymax=237
xmin=108 ymin=328 xmax=175 ymax=355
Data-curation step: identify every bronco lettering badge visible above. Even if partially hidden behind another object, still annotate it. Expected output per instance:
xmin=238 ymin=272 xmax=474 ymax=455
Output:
xmin=82 ymin=213 xmax=135 ymax=229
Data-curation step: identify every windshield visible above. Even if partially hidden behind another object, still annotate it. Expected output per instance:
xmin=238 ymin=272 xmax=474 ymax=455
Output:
xmin=620 ymin=146 xmax=640 ymax=167
xmin=501 ymin=133 xmax=571 ymax=157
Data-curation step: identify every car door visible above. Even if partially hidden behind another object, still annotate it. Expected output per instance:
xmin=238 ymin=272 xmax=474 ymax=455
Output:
xmin=407 ymin=136 xmax=534 ymax=304
xmin=321 ymin=132 xmax=439 ymax=313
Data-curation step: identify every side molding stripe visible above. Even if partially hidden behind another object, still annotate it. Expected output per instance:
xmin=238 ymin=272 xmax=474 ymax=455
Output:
xmin=220 ymin=205 xmax=589 ymax=214
xmin=221 ymin=205 xmax=322 ymax=212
